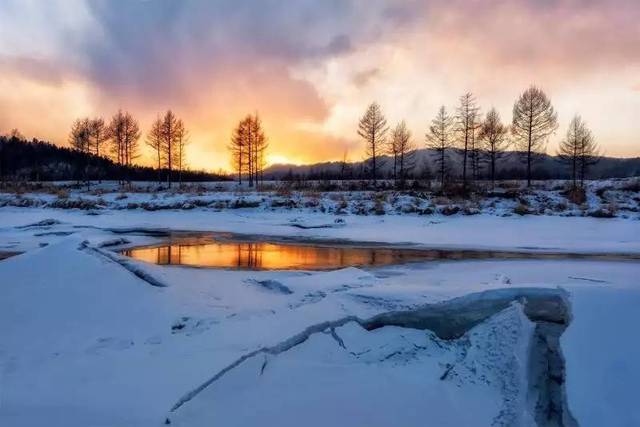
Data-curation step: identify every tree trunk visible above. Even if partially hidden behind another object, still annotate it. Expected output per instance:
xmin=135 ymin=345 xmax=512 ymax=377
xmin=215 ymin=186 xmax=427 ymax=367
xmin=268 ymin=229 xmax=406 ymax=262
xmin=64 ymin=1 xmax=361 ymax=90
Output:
xmin=462 ymin=135 xmax=468 ymax=189
xmin=491 ymin=152 xmax=496 ymax=190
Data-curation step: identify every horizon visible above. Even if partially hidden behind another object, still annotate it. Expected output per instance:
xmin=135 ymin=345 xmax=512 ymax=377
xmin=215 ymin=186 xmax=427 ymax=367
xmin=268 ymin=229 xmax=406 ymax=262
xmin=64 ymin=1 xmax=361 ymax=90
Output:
xmin=1 ymin=0 xmax=639 ymax=173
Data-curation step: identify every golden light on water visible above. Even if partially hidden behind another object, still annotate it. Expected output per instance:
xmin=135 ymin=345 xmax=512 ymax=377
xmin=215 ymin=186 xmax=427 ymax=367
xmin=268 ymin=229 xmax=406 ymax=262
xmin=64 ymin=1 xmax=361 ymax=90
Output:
xmin=122 ymin=242 xmax=443 ymax=270
xmin=120 ymin=241 xmax=607 ymax=271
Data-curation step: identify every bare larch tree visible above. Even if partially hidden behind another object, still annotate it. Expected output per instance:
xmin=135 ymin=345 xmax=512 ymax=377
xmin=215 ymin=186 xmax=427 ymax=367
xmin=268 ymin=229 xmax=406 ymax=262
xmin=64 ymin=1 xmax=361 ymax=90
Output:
xmin=160 ymin=110 xmax=179 ymax=187
xmin=89 ymin=118 xmax=107 ymax=157
xmin=426 ymin=106 xmax=454 ymax=189
xmin=558 ymin=115 xmax=599 ymax=188
xmin=469 ymin=111 xmax=482 ymax=182
xmin=69 ymin=118 xmax=92 ymax=187
xmin=229 ymin=118 xmax=247 ymax=184
xmin=250 ymin=114 xmax=268 ymax=186
xmin=228 ymin=113 xmax=268 ymax=187
xmin=511 ymin=85 xmax=558 ymax=186
xmin=479 ymin=108 xmax=509 ymax=188
xmin=455 ymin=92 xmax=480 ymax=189
xmin=358 ymin=102 xmax=388 ymax=183
xmin=88 ymin=117 xmax=107 ymax=182
xmin=389 ymin=121 xmax=415 ymax=187
xmin=175 ymin=119 xmax=189 ymax=187
xmin=69 ymin=118 xmax=91 ymax=153
xmin=108 ymin=110 xmax=140 ymax=186
xmin=146 ymin=115 xmax=164 ymax=183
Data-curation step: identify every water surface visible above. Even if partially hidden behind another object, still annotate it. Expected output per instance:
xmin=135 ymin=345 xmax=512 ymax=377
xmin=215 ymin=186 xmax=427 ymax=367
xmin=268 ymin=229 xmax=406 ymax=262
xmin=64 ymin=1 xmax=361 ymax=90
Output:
xmin=122 ymin=241 xmax=437 ymax=270
xmin=121 ymin=238 xmax=638 ymax=271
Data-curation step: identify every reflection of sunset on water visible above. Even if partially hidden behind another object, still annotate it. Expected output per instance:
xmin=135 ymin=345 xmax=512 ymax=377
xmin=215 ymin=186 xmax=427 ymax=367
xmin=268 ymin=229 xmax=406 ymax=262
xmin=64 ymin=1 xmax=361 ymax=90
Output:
xmin=123 ymin=242 xmax=425 ymax=271
xmin=122 ymin=241 xmax=637 ymax=271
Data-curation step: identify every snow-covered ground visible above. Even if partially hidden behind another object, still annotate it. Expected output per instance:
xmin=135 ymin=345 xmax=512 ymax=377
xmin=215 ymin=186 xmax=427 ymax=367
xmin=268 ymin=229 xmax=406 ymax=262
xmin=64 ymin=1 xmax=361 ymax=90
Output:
xmin=1 ymin=178 xmax=639 ymax=219
xmin=0 ymin=184 xmax=639 ymax=426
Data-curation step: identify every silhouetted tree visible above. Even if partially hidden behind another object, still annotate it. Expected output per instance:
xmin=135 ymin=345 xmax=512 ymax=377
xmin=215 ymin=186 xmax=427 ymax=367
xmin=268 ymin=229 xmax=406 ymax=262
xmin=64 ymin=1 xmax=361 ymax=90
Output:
xmin=175 ymin=119 xmax=189 ymax=186
xmin=455 ymin=93 xmax=480 ymax=189
xmin=577 ymin=128 xmax=599 ymax=187
xmin=228 ymin=113 xmax=268 ymax=187
xmin=389 ymin=121 xmax=415 ymax=187
xmin=69 ymin=118 xmax=91 ymax=153
xmin=469 ymin=110 xmax=482 ymax=182
xmin=108 ymin=110 xmax=140 ymax=186
xmin=339 ymin=149 xmax=351 ymax=180
xmin=229 ymin=118 xmax=247 ymax=184
xmin=512 ymin=85 xmax=558 ymax=186
xmin=69 ymin=118 xmax=92 ymax=186
xmin=358 ymin=102 xmax=388 ymax=183
xmin=250 ymin=114 xmax=268 ymax=186
xmin=426 ymin=106 xmax=453 ymax=189
xmin=146 ymin=115 xmax=164 ymax=183
xmin=160 ymin=110 xmax=180 ymax=186
xmin=558 ymin=115 xmax=599 ymax=188
xmin=88 ymin=118 xmax=108 ymax=183
xmin=479 ymin=108 xmax=509 ymax=188
xmin=89 ymin=118 xmax=107 ymax=157
xmin=9 ymin=128 xmax=25 ymax=140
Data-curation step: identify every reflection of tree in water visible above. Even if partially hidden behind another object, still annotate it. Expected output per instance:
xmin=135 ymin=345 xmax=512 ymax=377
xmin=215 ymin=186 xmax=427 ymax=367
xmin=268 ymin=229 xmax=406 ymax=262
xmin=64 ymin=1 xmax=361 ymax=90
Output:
xmin=237 ymin=243 xmax=263 ymax=269
xmin=155 ymin=245 xmax=184 ymax=265
xmin=123 ymin=241 xmax=456 ymax=270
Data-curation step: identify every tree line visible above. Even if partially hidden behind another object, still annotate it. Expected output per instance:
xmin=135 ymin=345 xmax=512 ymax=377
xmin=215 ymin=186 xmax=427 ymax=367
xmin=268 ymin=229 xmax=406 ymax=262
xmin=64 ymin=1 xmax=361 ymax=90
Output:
xmin=68 ymin=109 xmax=189 ymax=187
xmin=358 ymin=85 xmax=600 ymax=189
xmin=0 ymin=135 xmax=226 ymax=183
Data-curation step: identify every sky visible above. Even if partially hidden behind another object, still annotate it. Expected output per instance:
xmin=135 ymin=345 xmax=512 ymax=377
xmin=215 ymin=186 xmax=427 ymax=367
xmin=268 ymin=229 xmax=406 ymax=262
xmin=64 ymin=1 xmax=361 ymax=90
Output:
xmin=0 ymin=0 xmax=638 ymax=171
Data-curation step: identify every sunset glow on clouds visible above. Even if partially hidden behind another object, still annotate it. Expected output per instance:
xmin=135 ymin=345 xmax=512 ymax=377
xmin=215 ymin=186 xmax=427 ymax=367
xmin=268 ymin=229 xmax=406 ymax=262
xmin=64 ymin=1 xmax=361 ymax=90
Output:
xmin=0 ymin=0 xmax=638 ymax=171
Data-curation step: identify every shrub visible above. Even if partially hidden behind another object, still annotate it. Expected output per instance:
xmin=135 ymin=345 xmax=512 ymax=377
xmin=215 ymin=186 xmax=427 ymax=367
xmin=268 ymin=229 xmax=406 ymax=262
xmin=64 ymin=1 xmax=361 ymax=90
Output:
xmin=513 ymin=204 xmax=530 ymax=216
xmin=440 ymin=205 xmax=460 ymax=216
xmin=232 ymin=199 xmax=261 ymax=209
xmin=588 ymin=208 xmax=615 ymax=218
xmin=373 ymin=198 xmax=386 ymax=215
xmin=621 ymin=180 xmax=640 ymax=193
xmin=54 ymin=189 xmax=69 ymax=199
xmin=335 ymin=199 xmax=348 ymax=215
xmin=270 ymin=198 xmax=297 ymax=209
xmin=563 ymin=187 xmax=586 ymax=205
xmin=554 ymin=202 xmax=568 ymax=212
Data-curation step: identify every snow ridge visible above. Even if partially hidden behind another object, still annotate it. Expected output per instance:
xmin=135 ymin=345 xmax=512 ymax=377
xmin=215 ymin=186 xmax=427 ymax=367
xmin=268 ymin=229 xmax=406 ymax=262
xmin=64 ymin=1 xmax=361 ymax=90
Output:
xmin=168 ymin=287 xmax=575 ymax=426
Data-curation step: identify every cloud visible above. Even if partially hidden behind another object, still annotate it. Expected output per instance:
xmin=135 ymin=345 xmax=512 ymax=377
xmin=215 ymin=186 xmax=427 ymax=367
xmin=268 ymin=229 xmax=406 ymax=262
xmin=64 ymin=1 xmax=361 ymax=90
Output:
xmin=353 ymin=68 xmax=381 ymax=88
xmin=0 ymin=0 xmax=639 ymax=167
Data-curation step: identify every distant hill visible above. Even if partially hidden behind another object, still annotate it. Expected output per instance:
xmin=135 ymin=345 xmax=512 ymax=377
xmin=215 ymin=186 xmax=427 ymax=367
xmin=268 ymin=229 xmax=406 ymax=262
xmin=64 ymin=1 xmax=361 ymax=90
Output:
xmin=264 ymin=148 xmax=640 ymax=181
xmin=0 ymin=136 xmax=229 ymax=182
xmin=2 ymin=136 xmax=637 ymax=183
